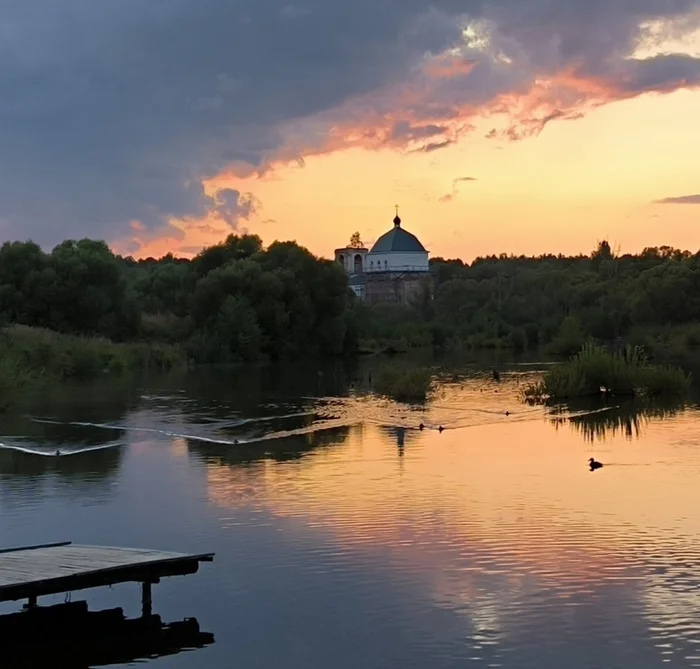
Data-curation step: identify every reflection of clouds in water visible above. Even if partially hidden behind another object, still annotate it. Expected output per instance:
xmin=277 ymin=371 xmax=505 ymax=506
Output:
xmin=170 ymin=436 xmax=189 ymax=458
xmin=640 ymin=554 xmax=700 ymax=661
xmin=1 ymin=369 xmax=700 ymax=667
xmin=202 ymin=407 xmax=700 ymax=665
xmin=432 ymin=570 xmax=507 ymax=645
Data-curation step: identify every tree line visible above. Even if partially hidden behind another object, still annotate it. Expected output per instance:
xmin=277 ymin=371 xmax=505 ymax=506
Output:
xmin=0 ymin=235 xmax=357 ymax=362
xmin=359 ymin=241 xmax=700 ymax=357
xmin=1 ymin=235 xmax=699 ymax=362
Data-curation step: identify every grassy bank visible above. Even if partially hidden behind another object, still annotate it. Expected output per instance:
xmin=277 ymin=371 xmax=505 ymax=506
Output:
xmin=0 ymin=325 xmax=185 ymax=411
xmin=374 ymin=366 xmax=434 ymax=403
xmin=523 ymin=343 xmax=691 ymax=404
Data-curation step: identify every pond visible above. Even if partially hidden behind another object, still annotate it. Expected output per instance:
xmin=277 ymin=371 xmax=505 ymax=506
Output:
xmin=1 ymin=359 xmax=700 ymax=668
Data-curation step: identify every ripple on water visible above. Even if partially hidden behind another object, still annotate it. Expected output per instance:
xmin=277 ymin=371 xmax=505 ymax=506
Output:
xmin=1 ymin=370 xmax=700 ymax=668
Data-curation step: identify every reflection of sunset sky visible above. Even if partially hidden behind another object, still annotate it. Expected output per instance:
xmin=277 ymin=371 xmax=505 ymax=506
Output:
xmin=204 ymin=413 xmax=700 ymax=660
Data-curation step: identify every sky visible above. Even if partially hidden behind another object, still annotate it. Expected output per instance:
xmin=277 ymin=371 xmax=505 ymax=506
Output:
xmin=1 ymin=1 xmax=699 ymax=262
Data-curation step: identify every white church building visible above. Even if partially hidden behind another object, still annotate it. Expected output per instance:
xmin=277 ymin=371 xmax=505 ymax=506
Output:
xmin=334 ymin=211 xmax=432 ymax=303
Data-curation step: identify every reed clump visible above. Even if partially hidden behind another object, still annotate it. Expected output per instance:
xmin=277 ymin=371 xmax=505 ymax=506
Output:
xmin=374 ymin=366 xmax=434 ymax=403
xmin=0 ymin=325 xmax=186 ymax=411
xmin=522 ymin=343 xmax=691 ymax=404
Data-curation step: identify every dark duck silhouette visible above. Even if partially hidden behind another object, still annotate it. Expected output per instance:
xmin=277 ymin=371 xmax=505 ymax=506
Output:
xmin=438 ymin=426 xmax=444 ymax=433
xmin=588 ymin=457 xmax=603 ymax=471
xmin=419 ymin=423 xmax=425 ymax=431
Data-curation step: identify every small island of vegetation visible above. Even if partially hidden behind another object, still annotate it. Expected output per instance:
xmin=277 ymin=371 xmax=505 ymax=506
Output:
xmin=522 ymin=343 xmax=691 ymax=404
xmin=374 ymin=366 xmax=434 ymax=403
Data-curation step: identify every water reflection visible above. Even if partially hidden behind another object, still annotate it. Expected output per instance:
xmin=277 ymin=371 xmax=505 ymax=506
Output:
xmin=0 ymin=602 xmax=214 ymax=668
xmin=187 ymin=426 xmax=351 ymax=467
xmin=3 ymin=362 xmax=700 ymax=667
xmin=549 ymin=401 xmax=684 ymax=443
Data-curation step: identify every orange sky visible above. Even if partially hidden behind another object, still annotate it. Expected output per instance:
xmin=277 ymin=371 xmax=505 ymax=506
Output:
xmin=130 ymin=31 xmax=700 ymax=263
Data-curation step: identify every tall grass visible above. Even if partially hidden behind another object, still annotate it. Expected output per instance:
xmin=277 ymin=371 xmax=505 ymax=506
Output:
xmin=0 ymin=325 xmax=186 ymax=411
xmin=523 ymin=342 xmax=691 ymax=404
xmin=374 ymin=366 xmax=434 ymax=403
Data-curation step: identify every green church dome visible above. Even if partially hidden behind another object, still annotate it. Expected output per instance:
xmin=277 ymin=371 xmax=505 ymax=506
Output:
xmin=369 ymin=214 xmax=427 ymax=253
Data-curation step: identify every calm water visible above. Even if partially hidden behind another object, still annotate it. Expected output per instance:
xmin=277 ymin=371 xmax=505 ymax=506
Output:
xmin=2 ymin=361 xmax=700 ymax=668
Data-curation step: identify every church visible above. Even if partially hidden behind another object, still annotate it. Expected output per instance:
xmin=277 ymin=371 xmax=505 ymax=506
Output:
xmin=334 ymin=210 xmax=432 ymax=304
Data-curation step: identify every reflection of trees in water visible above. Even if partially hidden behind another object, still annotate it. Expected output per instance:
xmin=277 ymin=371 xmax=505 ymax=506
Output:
xmin=0 ymin=377 xmax=136 ymax=492
xmin=174 ymin=360 xmax=360 ymax=422
xmin=0 ymin=447 xmax=125 ymax=510
xmin=24 ymin=375 xmax=142 ymax=422
xmin=188 ymin=426 xmax=350 ymax=467
xmin=550 ymin=401 xmax=683 ymax=443
xmin=0 ymin=446 xmax=124 ymax=481
xmin=0 ymin=375 xmax=136 ymax=447
xmin=0 ymin=444 xmax=125 ymax=509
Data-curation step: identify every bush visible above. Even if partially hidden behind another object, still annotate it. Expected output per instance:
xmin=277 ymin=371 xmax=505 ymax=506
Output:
xmin=0 ymin=325 xmax=186 ymax=411
xmin=523 ymin=342 xmax=691 ymax=403
xmin=374 ymin=366 xmax=434 ymax=403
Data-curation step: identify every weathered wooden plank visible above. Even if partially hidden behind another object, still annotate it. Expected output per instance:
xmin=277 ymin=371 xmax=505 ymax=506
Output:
xmin=0 ymin=543 xmax=214 ymax=603
xmin=0 ymin=541 xmax=72 ymax=555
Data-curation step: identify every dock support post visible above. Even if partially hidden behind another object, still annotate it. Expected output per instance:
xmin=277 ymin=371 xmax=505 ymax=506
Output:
xmin=26 ymin=594 xmax=37 ymax=609
xmin=141 ymin=581 xmax=152 ymax=618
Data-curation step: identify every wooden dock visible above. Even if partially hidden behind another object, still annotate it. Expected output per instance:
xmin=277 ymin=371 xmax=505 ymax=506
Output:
xmin=0 ymin=541 xmax=214 ymax=614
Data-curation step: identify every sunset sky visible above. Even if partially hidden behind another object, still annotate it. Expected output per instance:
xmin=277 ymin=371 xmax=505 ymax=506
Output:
xmin=1 ymin=2 xmax=699 ymax=261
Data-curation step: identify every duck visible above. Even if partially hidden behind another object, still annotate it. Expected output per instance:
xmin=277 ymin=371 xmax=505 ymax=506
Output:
xmin=418 ymin=423 xmax=425 ymax=431
xmin=438 ymin=426 xmax=444 ymax=433
xmin=588 ymin=457 xmax=603 ymax=471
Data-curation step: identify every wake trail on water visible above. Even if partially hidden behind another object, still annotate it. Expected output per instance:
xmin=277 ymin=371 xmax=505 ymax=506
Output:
xmin=0 ymin=440 xmax=126 ymax=457
xmin=20 ymin=391 xmax=550 ymax=454
xmin=30 ymin=410 xmax=315 ymax=430
xmin=593 ymin=462 xmax=653 ymax=467
xmin=26 ymin=416 xmax=361 ymax=449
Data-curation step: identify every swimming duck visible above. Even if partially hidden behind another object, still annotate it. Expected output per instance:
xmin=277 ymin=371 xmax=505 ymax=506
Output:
xmin=438 ymin=426 xmax=444 ymax=433
xmin=588 ymin=457 xmax=603 ymax=471
xmin=419 ymin=423 xmax=425 ymax=431
xmin=55 ymin=449 xmax=61 ymax=457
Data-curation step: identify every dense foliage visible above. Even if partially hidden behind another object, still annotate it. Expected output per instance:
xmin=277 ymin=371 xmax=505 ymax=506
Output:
xmin=0 ymin=235 xmax=356 ymax=363
xmin=522 ymin=343 xmax=691 ymax=403
xmin=359 ymin=242 xmax=700 ymax=357
xmin=374 ymin=366 xmax=433 ymax=403
xmin=3 ymin=236 xmax=700 ymax=366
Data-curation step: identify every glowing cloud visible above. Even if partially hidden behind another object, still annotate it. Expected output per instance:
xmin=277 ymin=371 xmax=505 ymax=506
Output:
xmin=0 ymin=0 xmax=698 ymax=253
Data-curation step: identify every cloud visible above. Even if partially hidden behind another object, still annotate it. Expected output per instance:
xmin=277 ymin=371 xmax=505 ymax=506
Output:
xmin=654 ymin=194 xmax=700 ymax=204
xmin=440 ymin=176 xmax=478 ymax=202
xmin=0 ymin=1 xmax=699 ymax=252
xmin=213 ymin=189 xmax=259 ymax=227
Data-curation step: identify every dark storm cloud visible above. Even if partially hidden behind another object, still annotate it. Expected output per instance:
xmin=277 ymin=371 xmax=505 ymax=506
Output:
xmin=0 ymin=0 xmax=699 ymax=246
